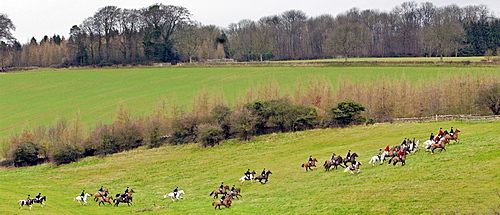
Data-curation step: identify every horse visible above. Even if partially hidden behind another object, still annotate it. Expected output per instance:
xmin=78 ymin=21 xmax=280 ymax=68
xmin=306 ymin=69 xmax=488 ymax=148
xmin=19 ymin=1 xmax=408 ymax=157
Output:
xmin=448 ymin=129 xmax=460 ymax=143
xmin=344 ymin=161 xmax=362 ymax=174
xmin=423 ymin=140 xmax=434 ymax=151
xmin=92 ymin=189 xmax=108 ymax=201
xmin=164 ymin=190 xmax=185 ymax=202
xmin=18 ymin=199 xmax=34 ymax=210
xmin=368 ymin=154 xmax=384 ymax=166
xmin=32 ymin=196 xmax=47 ymax=207
xmin=97 ymin=196 xmax=113 ymax=206
xmin=228 ymin=188 xmax=242 ymax=200
xmin=74 ymin=193 xmax=92 ymax=205
xmin=343 ymin=153 xmax=358 ymax=166
xmin=391 ymin=148 xmax=407 ymax=166
xmin=430 ymin=138 xmax=448 ymax=154
xmin=239 ymin=170 xmax=256 ymax=186
xmin=301 ymin=158 xmax=318 ymax=172
xmin=209 ymin=186 xmax=229 ymax=198
xmin=113 ymin=196 xmax=132 ymax=206
xmin=255 ymin=170 xmax=272 ymax=184
xmin=211 ymin=195 xmax=232 ymax=210
xmin=408 ymin=139 xmax=420 ymax=154
xmin=324 ymin=155 xmax=344 ymax=171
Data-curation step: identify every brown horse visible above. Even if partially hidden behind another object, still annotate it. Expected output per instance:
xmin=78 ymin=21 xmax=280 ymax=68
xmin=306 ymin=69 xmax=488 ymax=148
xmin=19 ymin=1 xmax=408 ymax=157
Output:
xmin=448 ymin=129 xmax=460 ymax=143
xmin=97 ymin=196 xmax=113 ymax=206
xmin=301 ymin=158 xmax=318 ymax=172
xmin=209 ymin=186 xmax=229 ymax=198
xmin=211 ymin=195 xmax=232 ymax=209
xmin=431 ymin=137 xmax=449 ymax=154
xmin=92 ymin=189 xmax=109 ymax=201
xmin=391 ymin=148 xmax=407 ymax=166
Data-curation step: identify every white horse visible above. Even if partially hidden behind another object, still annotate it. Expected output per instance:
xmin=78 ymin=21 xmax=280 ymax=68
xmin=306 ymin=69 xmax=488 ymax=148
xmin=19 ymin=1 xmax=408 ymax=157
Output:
xmin=18 ymin=199 xmax=33 ymax=210
xmin=238 ymin=173 xmax=255 ymax=186
xmin=344 ymin=161 xmax=362 ymax=174
xmin=164 ymin=190 xmax=185 ymax=202
xmin=74 ymin=193 xmax=91 ymax=205
xmin=368 ymin=155 xmax=383 ymax=166
xmin=423 ymin=140 xmax=434 ymax=151
xmin=408 ymin=139 xmax=420 ymax=154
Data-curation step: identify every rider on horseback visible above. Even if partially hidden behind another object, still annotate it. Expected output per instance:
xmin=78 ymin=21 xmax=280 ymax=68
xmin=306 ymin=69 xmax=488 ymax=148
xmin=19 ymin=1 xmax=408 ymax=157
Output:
xmin=173 ymin=187 xmax=179 ymax=198
xmin=80 ymin=190 xmax=85 ymax=197
xmin=261 ymin=168 xmax=266 ymax=176
xmin=230 ymin=185 xmax=235 ymax=194
xmin=438 ymin=128 xmax=443 ymax=136
xmin=377 ymin=149 xmax=382 ymax=160
xmin=397 ymin=149 xmax=403 ymax=160
xmin=245 ymin=169 xmax=251 ymax=180
xmin=331 ymin=153 xmax=336 ymax=161
xmin=25 ymin=194 xmax=31 ymax=201
xmin=430 ymin=133 xmax=434 ymax=141
xmin=450 ymin=127 xmax=454 ymax=136
xmin=346 ymin=150 xmax=351 ymax=160
xmin=219 ymin=182 xmax=224 ymax=192
xmin=35 ymin=193 xmax=41 ymax=200
xmin=308 ymin=155 xmax=313 ymax=165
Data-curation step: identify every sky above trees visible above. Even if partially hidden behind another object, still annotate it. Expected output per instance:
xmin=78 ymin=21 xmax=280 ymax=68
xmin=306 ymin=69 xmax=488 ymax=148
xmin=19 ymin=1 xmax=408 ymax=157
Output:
xmin=1 ymin=0 xmax=499 ymax=42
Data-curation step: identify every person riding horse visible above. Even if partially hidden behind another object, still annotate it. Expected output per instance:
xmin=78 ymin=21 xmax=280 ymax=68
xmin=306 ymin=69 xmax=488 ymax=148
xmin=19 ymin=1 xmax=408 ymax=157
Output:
xmin=346 ymin=150 xmax=351 ymax=160
xmin=308 ymin=155 xmax=313 ymax=165
xmin=331 ymin=153 xmax=336 ymax=161
xmin=450 ymin=127 xmax=454 ymax=136
xmin=35 ymin=193 xmax=41 ymax=200
xmin=80 ymin=190 xmax=85 ymax=197
xmin=438 ymin=128 xmax=443 ymax=136
xmin=245 ymin=169 xmax=251 ymax=180
xmin=25 ymin=194 xmax=31 ymax=201
xmin=261 ymin=168 xmax=266 ymax=176
xmin=124 ymin=187 xmax=129 ymax=195
xmin=430 ymin=133 xmax=434 ymax=141
xmin=397 ymin=149 xmax=404 ymax=160
xmin=173 ymin=187 xmax=179 ymax=198
xmin=230 ymin=185 xmax=235 ymax=194
xmin=219 ymin=182 xmax=224 ymax=192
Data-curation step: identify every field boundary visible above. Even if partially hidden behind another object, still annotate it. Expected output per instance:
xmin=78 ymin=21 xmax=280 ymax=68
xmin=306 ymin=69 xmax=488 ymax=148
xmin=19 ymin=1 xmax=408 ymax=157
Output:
xmin=392 ymin=114 xmax=500 ymax=123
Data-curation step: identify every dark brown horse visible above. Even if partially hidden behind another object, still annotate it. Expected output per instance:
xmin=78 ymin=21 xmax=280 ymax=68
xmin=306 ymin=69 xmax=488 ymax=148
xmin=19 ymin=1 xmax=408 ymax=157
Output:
xmin=301 ymin=158 xmax=318 ymax=172
xmin=209 ymin=186 xmax=229 ymax=198
xmin=228 ymin=188 xmax=242 ymax=199
xmin=113 ymin=196 xmax=132 ymax=206
xmin=97 ymin=196 xmax=113 ymax=206
xmin=255 ymin=170 xmax=273 ymax=184
xmin=324 ymin=155 xmax=344 ymax=171
xmin=212 ymin=195 xmax=232 ymax=209
xmin=343 ymin=153 xmax=358 ymax=166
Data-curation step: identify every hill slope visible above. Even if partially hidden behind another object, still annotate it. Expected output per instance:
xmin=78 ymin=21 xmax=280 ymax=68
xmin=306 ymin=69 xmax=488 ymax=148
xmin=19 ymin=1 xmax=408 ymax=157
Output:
xmin=0 ymin=120 xmax=499 ymax=214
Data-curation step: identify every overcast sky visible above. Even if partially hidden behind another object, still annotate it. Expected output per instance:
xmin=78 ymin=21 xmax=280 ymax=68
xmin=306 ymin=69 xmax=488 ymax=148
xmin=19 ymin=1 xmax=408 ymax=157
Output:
xmin=1 ymin=0 xmax=499 ymax=42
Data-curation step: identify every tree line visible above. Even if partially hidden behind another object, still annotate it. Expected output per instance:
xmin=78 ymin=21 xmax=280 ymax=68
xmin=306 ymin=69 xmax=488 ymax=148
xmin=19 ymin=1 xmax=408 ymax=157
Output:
xmin=2 ymin=2 xmax=500 ymax=67
xmin=1 ymin=73 xmax=499 ymax=167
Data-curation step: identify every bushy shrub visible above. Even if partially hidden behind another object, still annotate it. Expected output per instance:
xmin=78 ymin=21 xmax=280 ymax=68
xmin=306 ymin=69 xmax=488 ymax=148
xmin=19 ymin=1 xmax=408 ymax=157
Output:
xmin=230 ymin=108 xmax=257 ymax=141
xmin=197 ymin=123 xmax=224 ymax=147
xmin=330 ymin=100 xmax=366 ymax=127
xmin=169 ymin=114 xmax=199 ymax=145
xmin=11 ymin=141 xmax=46 ymax=167
xmin=51 ymin=144 xmax=84 ymax=165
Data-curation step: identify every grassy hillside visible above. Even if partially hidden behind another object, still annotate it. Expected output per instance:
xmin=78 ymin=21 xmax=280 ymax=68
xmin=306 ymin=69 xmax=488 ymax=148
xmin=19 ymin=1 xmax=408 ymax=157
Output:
xmin=0 ymin=120 xmax=498 ymax=214
xmin=1 ymin=65 xmax=500 ymax=142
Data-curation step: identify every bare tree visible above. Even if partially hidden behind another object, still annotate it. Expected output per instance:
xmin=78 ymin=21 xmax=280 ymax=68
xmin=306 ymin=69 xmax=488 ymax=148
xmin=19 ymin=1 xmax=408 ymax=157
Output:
xmin=326 ymin=22 xmax=371 ymax=61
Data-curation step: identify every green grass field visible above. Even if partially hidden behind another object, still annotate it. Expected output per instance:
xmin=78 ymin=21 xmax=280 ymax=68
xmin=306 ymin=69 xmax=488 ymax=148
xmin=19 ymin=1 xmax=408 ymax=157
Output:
xmin=1 ymin=64 xmax=499 ymax=142
xmin=0 ymin=120 xmax=498 ymax=214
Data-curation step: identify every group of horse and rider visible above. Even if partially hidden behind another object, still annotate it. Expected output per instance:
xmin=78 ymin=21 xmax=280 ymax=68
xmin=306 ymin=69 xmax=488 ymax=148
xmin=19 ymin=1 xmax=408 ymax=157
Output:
xmin=317 ymin=150 xmax=362 ymax=173
xmin=19 ymin=193 xmax=47 ymax=209
xmin=74 ymin=186 xmax=134 ymax=206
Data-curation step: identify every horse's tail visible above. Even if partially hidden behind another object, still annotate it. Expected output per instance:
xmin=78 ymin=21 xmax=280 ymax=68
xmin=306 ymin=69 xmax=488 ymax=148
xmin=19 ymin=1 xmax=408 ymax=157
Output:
xmin=301 ymin=163 xmax=305 ymax=167
xmin=209 ymin=191 xmax=214 ymax=196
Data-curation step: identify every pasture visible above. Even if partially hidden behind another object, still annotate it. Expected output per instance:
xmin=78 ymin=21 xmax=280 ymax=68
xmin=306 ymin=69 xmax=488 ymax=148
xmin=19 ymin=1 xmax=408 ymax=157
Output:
xmin=0 ymin=120 xmax=499 ymax=214
xmin=1 ymin=65 xmax=500 ymax=142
